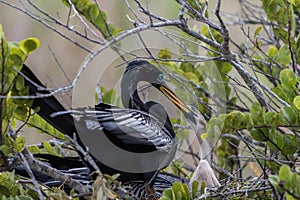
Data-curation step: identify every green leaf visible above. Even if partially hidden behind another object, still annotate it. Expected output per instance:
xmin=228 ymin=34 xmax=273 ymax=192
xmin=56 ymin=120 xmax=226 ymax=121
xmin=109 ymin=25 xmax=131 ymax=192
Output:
xmin=0 ymin=144 xmax=12 ymax=156
xmin=267 ymin=45 xmax=278 ymax=57
xmin=27 ymin=145 xmax=41 ymax=154
xmin=182 ymin=183 xmax=190 ymax=200
xmin=282 ymin=106 xmax=298 ymax=125
xmin=286 ymin=193 xmax=296 ymax=200
xmin=183 ymin=72 xmax=200 ymax=84
xmin=291 ymin=172 xmax=299 ymax=191
xmin=175 ymin=191 xmax=182 ymax=200
xmin=20 ymin=37 xmax=40 ymax=55
xmin=9 ymin=54 xmax=23 ymax=68
xmin=88 ymin=3 xmax=99 ymax=21
xmin=206 ymin=117 xmax=224 ymax=141
xmin=180 ymin=62 xmax=194 ymax=73
xmin=13 ymin=136 xmax=26 ymax=152
xmin=269 ymin=175 xmax=280 ymax=188
xmin=161 ymin=188 xmax=175 ymax=200
xmin=74 ymin=0 xmax=89 ymax=10
xmin=158 ymin=49 xmax=172 ymax=60
xmin=280 ymin=69 xmax=297 ymax=89
xmin=24 ymin=113 xmax=66 ymax=140
xmin=191 ymin=180 xmax=198 ymax=198
xmin=281 ymin=134 xmax=298 ymax=156
xmin=276 ymin=45 xmax=291 ymax=66
xmin=273 ymin=131 xmax=285 ymax=150
xmin=232 ymin=111 xmax=245 ymax=129
xmin=279 ymin=165 xmax=291 ymax=181
xmin=244 ymin=113 xmax=254 ymax=130
xmin=254 ymin=26 xmax=262 ymax=38
xmin=296 ymin=45 xmax=300 ymax=64
xmin=250 ymin=129 xmax=268 ymax=142
xmin=274 ymin=28 xmax=289 ymax=43
xmin=171 ymin=182 xmax=182 ymax=194
xmin=14 ymin=106 xmax=28 ymax=119
xmin=293 ymin=96 xmax=300 ymax=110
xmin=102 ymin=89 xmax=116 ymax=104
xmin=250 ymin=102 xmax=265 ymax=125
xmin=43 ymin=141 xmax=54 ymax=154
xmin=219 ymin=62 xmax=233 ymax=74
xmin=9 ymin=46 xmax=25 ymax=68
xmin=267 ymin=141 xmax=280 ymax=151
xmin=264 ymin=111 xmax=280 ymax=127
xmin=15 ymin=76 xmax=25 ymax=91
xmin=288 ymin=0 xmax=296 ymax=5
xmin=200 ymin=181 xmax=206 ymax=195
xmin=168 ymin=182 xmax=190 ymax=200
xmin=160 ymin=197 xmax=172 ymax=200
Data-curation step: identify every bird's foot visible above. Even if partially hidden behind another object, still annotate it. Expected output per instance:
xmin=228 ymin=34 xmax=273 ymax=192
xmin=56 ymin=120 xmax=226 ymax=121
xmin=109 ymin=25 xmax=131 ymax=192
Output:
xmin=143 ymin=184 xmax=159 ymax=200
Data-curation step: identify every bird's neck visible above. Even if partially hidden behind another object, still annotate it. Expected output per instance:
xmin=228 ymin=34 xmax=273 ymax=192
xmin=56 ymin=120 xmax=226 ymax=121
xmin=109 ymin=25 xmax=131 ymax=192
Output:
xmin=121 ymin=85 xmax=145 ymax=111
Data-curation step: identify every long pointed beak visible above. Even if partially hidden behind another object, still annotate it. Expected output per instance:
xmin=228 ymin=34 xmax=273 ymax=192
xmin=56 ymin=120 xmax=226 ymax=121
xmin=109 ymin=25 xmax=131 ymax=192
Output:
xmin=159 ymin=85 xmax=197 ymax=124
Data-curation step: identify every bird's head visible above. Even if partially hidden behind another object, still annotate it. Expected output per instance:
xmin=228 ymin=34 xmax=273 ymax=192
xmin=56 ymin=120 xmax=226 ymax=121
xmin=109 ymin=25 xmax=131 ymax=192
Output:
xmin=121 ymin=60 xmax=197 ymax=124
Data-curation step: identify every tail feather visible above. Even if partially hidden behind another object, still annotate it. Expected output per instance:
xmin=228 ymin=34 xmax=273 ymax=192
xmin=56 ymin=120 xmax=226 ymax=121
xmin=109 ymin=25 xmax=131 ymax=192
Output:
xmin=21 ymin=64 xmax=76 ymax=137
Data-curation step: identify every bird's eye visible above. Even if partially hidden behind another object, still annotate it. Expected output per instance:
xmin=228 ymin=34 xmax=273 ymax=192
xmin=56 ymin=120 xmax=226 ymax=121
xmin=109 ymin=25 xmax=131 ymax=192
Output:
xmin=157 ymin=73 xmax=164 ymax=82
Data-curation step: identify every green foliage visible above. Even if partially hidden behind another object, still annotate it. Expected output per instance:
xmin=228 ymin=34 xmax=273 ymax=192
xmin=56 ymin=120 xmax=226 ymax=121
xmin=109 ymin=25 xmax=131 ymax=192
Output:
xmin=0 ymin=27 xmax=39 ymax=98
xmin=8 ymin=67 xmax=66 ymax=140
xmin=0 ymin=25 xmax=67 ymax=198
xmin=206 ymin=117 xmax=223 ymax=141
xmin=186 ymin=0 xmax=206 ymax=16
xmin=13 ymin=136 xmax=26 ymax=152
xmin=293 ymin=96 xmax=300 ymax=110
xmin=164 ymin=160 xmax=189 ymax=177
xmin=160 ymin=182 xmax=191 ymax=200
xmin=42 ymin=141 xmax=61 ymax=156
xmin=191 ymin=180 xmax=199 ymax=199
xmin=0 ymin=31 xmax=65 ymax=140
xmin=154 ymin=48 xmax=233 ymax=119
xmin=20 ymin=38 xmax=40 ymax=55
xmin=17 ymin=110 xmax=66 ymax=140
xmin=261 ymin=0 xmax=293 ymax=28
xmin=204 ymin=97 xmax=300 ymax=177
xmin=98 ymin=86 xmax=122 ymax=106
xmin=160 ymin=180 xmax=205 ymax=200
xmin=0 ymin=171 xmax=35 ymax=199
xmin=280 ymin=69 xmax=297 ymax=89
xmin=0 ymin=24 xmax=41 ymax=152
xmin=27 ymin=145 xmax=41 ymax=154
xmin=61 ymin=0 xmax=120 ymax=39
xmin=154 ymin=49 xmax=207 ymax=115
xmin=260 ymin=0 xmax=300 ymax=73
xmin=273 ymin=28 xmax=296 ymax=50
xmin=269 ymin=165 xmax=300 ymax=199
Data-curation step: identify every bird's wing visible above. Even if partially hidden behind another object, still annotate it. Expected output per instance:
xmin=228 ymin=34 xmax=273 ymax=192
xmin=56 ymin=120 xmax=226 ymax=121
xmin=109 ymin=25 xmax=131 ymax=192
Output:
xmin=72 ymin=104 xmax=174 ymax=152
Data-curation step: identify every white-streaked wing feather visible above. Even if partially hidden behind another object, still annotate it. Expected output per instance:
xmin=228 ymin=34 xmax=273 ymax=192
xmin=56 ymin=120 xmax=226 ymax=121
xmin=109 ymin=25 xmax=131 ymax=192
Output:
xmin=74 ymin=106 xmax=174 ymax=151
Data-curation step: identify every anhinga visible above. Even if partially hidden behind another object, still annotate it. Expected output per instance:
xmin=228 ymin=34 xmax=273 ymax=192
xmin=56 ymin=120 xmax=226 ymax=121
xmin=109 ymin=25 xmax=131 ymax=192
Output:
xmin=20 ymin=60 xmax=196 ymax=198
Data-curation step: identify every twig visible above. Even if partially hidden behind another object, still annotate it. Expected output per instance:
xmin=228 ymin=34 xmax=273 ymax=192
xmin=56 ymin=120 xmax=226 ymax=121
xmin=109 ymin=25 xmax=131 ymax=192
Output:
xmin=8 ymin=125 xmax=44 ymax=199
xmin=18 ymin=152 xmax=45 ymax=199
xmin=9 ymin=124 xmax=91 ymax=195
xmin=22 ymin=148 xmax=91 ymax=194
xmin=66 ymin=134 xmax=101 ymax=173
